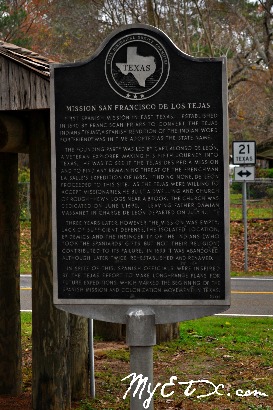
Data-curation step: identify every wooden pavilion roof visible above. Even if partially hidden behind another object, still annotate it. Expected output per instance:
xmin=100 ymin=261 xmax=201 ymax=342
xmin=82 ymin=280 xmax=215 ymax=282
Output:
xmin=257 ymin=137 xmax=273 ymax=160
xmin=0 ymin=41 xmax=54 ymax=81
xmin=0 ymin=41 xmax=54 ymax=110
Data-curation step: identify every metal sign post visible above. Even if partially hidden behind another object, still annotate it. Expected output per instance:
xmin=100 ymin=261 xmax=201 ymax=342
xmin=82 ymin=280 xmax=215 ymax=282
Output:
xmin=233 ymin=142 xmax=256 ymax=272
xmin=51 ymin=25 xmax=230 ymax=409
xmin=242 ymin=181 xmax=248 ymax=271
xmin=126 ymin=308 xmax=156 ymax=410
xmin=88 ymin=319 xmax=96 ymax=398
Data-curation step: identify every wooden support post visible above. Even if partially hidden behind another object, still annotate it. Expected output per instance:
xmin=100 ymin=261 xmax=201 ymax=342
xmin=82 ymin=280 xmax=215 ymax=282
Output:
xmin=0 ymin=114 xmax=28 ymax=153
xmin=69 ymin=314 xmax=89 ymax=401
xmin=29 ymin=111 xmax=71 ymax=410
xmin=0 ymin=152 xmax=22 ymax=395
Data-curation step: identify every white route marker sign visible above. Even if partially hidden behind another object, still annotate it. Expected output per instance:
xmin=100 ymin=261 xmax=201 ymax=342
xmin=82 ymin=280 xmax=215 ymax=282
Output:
xmin=232 ymin=141 xmax=256 ymax=165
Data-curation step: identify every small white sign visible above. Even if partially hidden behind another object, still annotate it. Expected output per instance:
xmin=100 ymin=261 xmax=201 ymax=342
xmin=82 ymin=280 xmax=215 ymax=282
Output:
xmin=234 ymin=166 xmax=255 ymax=181
xmin=232 ymin=141 xmax=256 ymax=165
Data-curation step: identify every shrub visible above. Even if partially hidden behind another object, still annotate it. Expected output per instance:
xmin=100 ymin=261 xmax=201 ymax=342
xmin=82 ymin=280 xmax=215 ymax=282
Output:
xmin=18 ymin=167 xmax=30 ymax=183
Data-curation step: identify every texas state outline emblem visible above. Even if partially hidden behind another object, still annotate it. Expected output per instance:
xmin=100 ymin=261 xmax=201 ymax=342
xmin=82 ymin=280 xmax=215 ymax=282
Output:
xmin=105 ymin=33 xmax=170 ymax=100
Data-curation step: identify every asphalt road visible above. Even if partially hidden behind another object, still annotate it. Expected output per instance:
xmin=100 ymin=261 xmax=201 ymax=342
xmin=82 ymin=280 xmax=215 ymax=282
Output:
xmin=20 ymin=276 xmax=273 ymax=317
xmin=221 ymin=277 xmax=273 ymax=317
xmin=20 ymin=274 xmax=32 ymax=312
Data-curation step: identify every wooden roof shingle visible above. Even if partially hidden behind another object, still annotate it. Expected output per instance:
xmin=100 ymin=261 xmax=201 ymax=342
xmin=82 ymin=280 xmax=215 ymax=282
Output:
xmin=0 ymin=41 xmax=54 ymax=110
xmin=0 ymin=41 xmax=54 ymax=80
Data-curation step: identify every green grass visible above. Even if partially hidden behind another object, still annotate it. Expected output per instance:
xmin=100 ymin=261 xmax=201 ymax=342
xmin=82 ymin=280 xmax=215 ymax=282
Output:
xmin=77 ymin=317 xmax=273 ymax=409
xmin=21 ymin=312 xmax=32 ymax=392
xmin=20 ymin=221 xmax=31 ymax=274
xmin=21 ymin=311 xmax=32 ymax=326
xmin=231 ymin=206 xmax=273 ymax=221
xmin=231 ymin=271 xmax=273 ymax=277
xmin=230 ymin=193 xmax=242 ymax=202
xmin=21 ymin=314 xmax=273 ymax=409
xmin=230 ymin=193 xmax=273 ymax=220
xmin=149 ymin=317 xmax=273 ymax=370
xmin=178 ymin=317 xmax=273 ymax=362
xmin=21 ymin=312 xmax=32 ymax=346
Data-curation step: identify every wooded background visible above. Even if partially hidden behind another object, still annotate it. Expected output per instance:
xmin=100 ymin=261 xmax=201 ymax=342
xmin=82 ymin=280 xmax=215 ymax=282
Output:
xmin=1 ymin=0 xmax=273 ymax=147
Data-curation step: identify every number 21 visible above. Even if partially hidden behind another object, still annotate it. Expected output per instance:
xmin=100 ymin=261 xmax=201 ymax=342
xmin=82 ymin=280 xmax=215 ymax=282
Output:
xmin=239 ymin=144 xmax=250 ymax=155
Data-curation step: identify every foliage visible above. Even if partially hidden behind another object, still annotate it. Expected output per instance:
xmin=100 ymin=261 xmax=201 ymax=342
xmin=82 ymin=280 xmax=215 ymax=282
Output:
xmin=18 ymin=168 xmax=30 ymax=220
xmin=20 ymin=221 xmax=31 ymax=273
xmin=1 ymin=1 xmax=272 ymax=146
xmin=0 ymin=0 xmax=51 ymax=50
xmin=34 ymin=1 xmax=273 ymax=148
xmin=267 ymin=187 xmax=273 ymax=199
xmin=248 ymin=183 xmax=269 ymax=199
xmin=256 ymin=168 xmax=273 ymax=179
xmin=18 ymin=167 xmax=30 ymax=183
xmin=0 ymin=0 xmax=30 ymax=46
xmin=230 ymin=181 xmax=242 ymax=194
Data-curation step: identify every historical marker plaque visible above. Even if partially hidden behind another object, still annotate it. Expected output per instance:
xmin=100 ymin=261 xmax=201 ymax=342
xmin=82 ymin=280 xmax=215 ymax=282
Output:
xmin=51 ymin=25 xmax=230 ymax=316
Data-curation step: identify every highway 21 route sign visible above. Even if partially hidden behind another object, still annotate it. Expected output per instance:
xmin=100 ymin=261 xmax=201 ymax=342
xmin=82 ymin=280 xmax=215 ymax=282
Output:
xmin=232 ymin=141 xmax=256 ymax=165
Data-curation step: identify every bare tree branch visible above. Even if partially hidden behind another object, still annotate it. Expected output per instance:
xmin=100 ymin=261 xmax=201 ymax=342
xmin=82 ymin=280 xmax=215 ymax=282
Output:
xmin=222 ymin=0 xmax=269 ymax=65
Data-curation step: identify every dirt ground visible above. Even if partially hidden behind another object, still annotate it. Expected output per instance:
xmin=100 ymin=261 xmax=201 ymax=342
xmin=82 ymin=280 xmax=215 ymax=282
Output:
xmin=230 ymin=219 xmax=273 ymax=272
xmin=0 ymin=220 xmax=272 ymax=409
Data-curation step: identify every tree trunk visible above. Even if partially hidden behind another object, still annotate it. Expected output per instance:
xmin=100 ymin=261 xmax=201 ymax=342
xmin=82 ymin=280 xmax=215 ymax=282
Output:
xmin=69 ymin=314 xmax=89 ymax=401
xmin=94 ymin=320 xmax=124 ymax=341
xmin=0 ymin=152 xmax=22 ymax=395
xmin=94 ymin=320 xmax=180 ymax=343
xmin=156 ymin=323 xmax=179 ymax=344
xmin=146 ymin=0 xmax=156 ymax=26
xmin=29 ymin=111 xmax=71 ymax=410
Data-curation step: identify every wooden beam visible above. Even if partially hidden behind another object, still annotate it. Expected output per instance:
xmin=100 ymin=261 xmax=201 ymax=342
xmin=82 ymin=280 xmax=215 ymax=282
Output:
xmin=0 ymin=114 xmax=28 ymax=153
xmin=0 ymin=152 xmax=22 ymax=395
xmin=29 ymin=111 xmax=71 ymax=410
